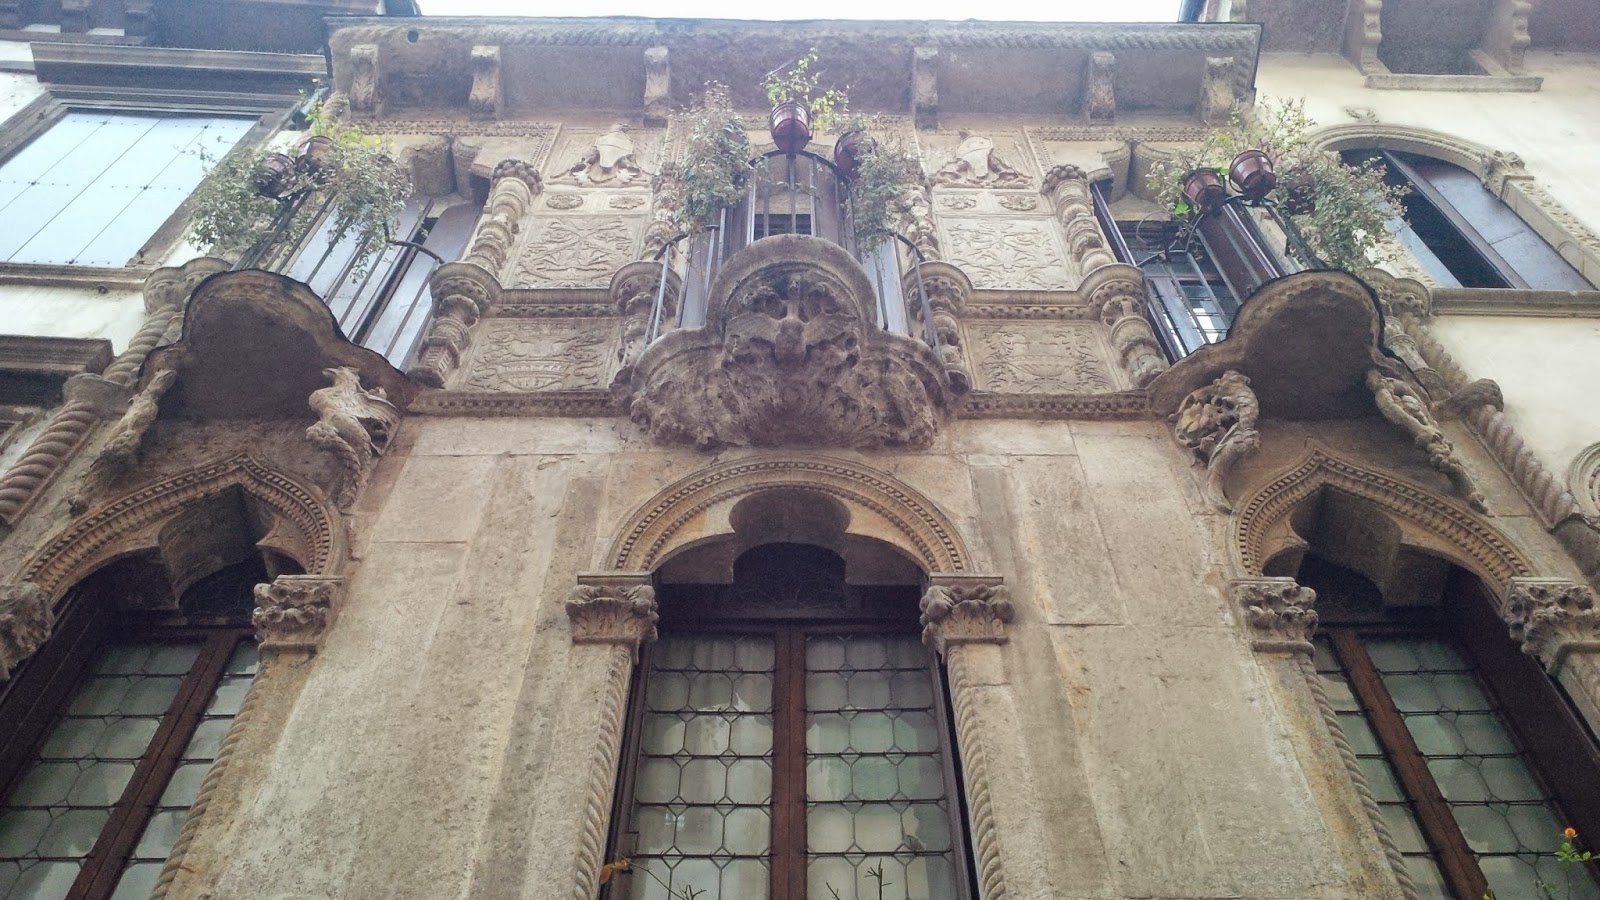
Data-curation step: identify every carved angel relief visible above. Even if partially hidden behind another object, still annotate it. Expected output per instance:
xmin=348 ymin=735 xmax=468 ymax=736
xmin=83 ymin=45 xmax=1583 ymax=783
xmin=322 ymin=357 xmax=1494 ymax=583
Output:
xmin=1171 ymin=370 xmax=1261 ymax=513
xmin=305 ymin=366 xmax=399 ymax=511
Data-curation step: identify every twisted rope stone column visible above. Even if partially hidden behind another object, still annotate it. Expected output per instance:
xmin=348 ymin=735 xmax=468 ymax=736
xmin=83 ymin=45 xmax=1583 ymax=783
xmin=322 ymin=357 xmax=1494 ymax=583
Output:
xmin=564 ymin=575 xmax=658 ymax=900
xmin=151 ymin=575 xmax=343 ymax=900
xmin=919 ymin=576 xmax=1017 ymax=900
xmin=1232 ymin=578 xmax=1417 ymax=900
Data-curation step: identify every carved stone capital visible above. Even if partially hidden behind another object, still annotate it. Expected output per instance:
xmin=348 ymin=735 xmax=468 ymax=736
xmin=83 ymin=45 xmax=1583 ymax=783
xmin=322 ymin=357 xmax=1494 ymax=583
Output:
xmin=1232 ymin=577 xmax=1318 ymax=652
xmin=1172 ymin=369 xmax=1260 ymax=513
xmin=1504 ymin=578 xmax=1600 ymax=672
xmin=490 ymin=158 xmax=542 ymax=196
xmin=567 ymin=574 xmax=659 ymax=659
xmin=919 ymin=576 xmax=1014 ymax=656
xmin=0 ymin=583 xmax=51 ymax=681
xmin=252 ymin=575 xmax=342 ymax=653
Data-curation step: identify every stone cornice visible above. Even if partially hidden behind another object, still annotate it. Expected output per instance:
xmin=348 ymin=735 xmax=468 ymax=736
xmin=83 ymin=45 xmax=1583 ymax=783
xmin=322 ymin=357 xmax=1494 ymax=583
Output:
xmin=1429 ymin=288 xmax=1600 ymax=318
xmin=32 ymin=43 xmax=323 ymax=95
xmin=0 ymin=264 xmax=153 ymax=292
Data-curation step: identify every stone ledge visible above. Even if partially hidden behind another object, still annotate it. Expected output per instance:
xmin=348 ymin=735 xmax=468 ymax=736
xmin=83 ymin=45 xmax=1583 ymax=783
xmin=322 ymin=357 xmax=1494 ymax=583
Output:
xmin=0 ymin=263 xmax=151 ymax=292
xmin=1429 ymin=288 xmax=1600 ymax=318
xmin=1364 ymin=73 xmax=1543 ymax=92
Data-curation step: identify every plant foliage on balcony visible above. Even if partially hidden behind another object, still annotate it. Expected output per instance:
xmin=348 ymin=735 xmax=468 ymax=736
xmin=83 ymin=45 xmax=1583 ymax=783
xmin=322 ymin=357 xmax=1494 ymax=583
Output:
xmin=188 ymin=102 xmax=410 ymax=271
xmin=840 ymin=116 xmax=924 ymax=251
xmin=1147 ymin=97 xmax=1409 ymax=272
xmin=661 ymin=84 xmax=752 ymax=234
xmin=762 ymin=48 xmax=848 ymax=132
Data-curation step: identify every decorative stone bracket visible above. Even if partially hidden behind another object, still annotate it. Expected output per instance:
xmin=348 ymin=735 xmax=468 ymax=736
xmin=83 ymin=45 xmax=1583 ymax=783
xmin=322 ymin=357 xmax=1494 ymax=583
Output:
xmin=305 ymin=366 xmax=400 ymax=511
xmin=1172 ymin=369 xmax=1261 ymax=513
xmin=252 ymin=575 xmax=343 ymax=654
xmin=1366 ymin=368 xmax=1487 ymax=512
xmin=565 ymin=573 xmax=660 ymax=660
xmin=919 ymin=575 xmax=1014 ymax=655
xmin=1232 ymin=577 xmax=1319 ymax=653
xmin=0 ymin=582 xmax=51 ymax=681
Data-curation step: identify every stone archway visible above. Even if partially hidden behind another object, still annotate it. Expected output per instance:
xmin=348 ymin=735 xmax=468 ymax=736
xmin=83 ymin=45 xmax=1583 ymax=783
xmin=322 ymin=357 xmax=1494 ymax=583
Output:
xmin=1235 ymin=447 xmax=1533 ymax=595
xmin=21 ymin=454 xmax=342 ymax=600
xmin=606 ymin=453 xmax=973 ymax=575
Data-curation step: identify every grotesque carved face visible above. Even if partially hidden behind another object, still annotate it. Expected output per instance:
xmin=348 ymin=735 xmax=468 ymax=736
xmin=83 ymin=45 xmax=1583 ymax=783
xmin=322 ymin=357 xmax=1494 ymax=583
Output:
xmin=722 ymin=273 xmax=861 ymax=372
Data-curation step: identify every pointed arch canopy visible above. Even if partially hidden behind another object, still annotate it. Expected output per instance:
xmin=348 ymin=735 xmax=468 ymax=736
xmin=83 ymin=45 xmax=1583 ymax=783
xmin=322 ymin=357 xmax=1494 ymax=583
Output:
xmin=21 ymin=455 xmax=341 ymax=599
xmin=1236 ymin=448 xmax=1533 ymax=592
xmin=607 ymin=454 xmax=972 ymax=574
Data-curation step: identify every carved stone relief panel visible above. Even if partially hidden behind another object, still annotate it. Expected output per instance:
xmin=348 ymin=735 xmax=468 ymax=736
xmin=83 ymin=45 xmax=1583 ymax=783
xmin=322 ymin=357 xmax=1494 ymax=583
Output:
xmin=509 ymin=216 xmax=641 ymax=288
xmin=938 ymin=218 xmax=1074 ymax=291
xmin=922 ymin=130 xmax=1037 ymax=189
xmin=932 ymin=191 xmax=1047 ymax=216
xmin=969 ymin=322 xmax=1118 ymax=393
xmin=459 ymin=319 xmax=613 ymax=391
xmin=547 ymin=123 xmax=662 ymax=189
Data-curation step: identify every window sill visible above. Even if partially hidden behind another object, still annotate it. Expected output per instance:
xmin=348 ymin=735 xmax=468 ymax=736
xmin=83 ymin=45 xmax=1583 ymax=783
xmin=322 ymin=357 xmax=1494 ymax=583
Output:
xmin=1365 ymin=72 xmax=1543 ymax=92
xmin=1429 ymin=287 xmax=1600 ymax=317
xmin=0 ymin=262 xmax=152 ymax=291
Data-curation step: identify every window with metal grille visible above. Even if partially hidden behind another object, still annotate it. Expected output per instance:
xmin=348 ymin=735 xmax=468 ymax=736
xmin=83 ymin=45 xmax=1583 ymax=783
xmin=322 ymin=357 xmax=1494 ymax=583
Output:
xmin=1116 ymin=221 xmax=1242 ymax=360
xmin=0 ymin=111 xmax=254 ymax=267
xmin=605 ymin=544 xmax=975 ymax=900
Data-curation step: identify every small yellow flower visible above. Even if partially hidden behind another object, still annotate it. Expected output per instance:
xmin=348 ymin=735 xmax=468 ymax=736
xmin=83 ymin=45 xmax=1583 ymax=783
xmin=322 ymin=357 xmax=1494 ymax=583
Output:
xmin=1566 ymin=827 xmax=1579 ymax=839
xmin=599 ymin=858 xmax=632 ymax=885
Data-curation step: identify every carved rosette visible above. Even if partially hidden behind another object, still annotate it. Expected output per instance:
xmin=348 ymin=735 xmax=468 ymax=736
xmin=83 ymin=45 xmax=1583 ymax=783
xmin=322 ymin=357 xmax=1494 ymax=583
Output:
xmin=919 ymin=579 xmax=1015 ymax=656
xmin=1172 ymin=370 xmax=1260 ymax=513
xmin=0 ymin=583 xmax=51 ymax=681
xmin=252 ymin=575 xmax=342 ymax=653
xmin=1504 ymin=578 xmax=1600 ymax=672
xmin=566 ymin=583 xmax=659 ymax=659
xmin=610 ymin=260 xmax=681 ymax=381
xmin=906 ymin=261 xmax=972 ymax=394
xmin=1232 ymin=578 xmax=1318 ymax=653
xmin=627 ymin=236 xmax=950 ymax=450
xmin=1084 ymin=267 xmax=1167 ymax=388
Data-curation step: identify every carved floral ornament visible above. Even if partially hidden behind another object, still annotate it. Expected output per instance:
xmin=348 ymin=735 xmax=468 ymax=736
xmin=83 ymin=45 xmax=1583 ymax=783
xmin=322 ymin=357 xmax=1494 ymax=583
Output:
xmin=1230 ymin=577 xmax=1318 ymax=653
xmin=253 ymin=575 xmax=343 ymax=653
xmin=1503 ymin=578 xmax=1600 ymax=673
xmin=0 ymin=583 xmax=51 ymax=681
xmin=1171 ymin=369 xmax=1260 ymax=513
xmin=566 ymin=579 xmax=659 ymax=660
xmin=919 ymin=578 xmax=1014 ymax=655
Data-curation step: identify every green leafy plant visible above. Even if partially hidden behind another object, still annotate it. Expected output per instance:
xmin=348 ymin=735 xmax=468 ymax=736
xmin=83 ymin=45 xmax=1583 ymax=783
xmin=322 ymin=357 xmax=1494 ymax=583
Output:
xmin=188 ymin=101 xmax=410 ymax=271
xmin=839 ymin=115 xmax=924 ymax=251
xmin=1482 ymin=827 xmax=1595 ymax=899
xmin=763 ymin=48 xmax=849 ymax=132
xmin=1145 ymin=96 xmax=1408 ymax=272
xmin=660 ymin=84 xmax=753 ymax=235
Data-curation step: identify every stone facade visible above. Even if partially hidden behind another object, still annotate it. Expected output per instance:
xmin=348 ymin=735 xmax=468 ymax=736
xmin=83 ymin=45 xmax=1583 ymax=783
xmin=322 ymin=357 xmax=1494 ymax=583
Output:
xmin=0 ymin=7 xmax=1597 ymax=900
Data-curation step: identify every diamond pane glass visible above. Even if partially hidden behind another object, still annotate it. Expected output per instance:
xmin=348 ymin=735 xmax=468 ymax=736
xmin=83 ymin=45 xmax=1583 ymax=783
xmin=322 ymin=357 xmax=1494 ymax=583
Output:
xmin=617 ymin=636 xmax=775 ymax=900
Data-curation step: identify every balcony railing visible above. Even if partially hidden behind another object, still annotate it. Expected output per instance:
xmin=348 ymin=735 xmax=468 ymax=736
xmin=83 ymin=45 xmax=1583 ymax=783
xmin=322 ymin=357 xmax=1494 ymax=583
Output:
xmin=642 ymin=148 xmax=944 ymax=352
xmin=235 ymin=190 xmax=476 ymax=369
xmin=1093 ymin=181 xmax=1321 ymax=361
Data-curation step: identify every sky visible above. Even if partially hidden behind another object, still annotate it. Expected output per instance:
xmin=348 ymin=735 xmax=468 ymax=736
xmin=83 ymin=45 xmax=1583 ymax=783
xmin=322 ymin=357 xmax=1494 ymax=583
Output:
xmin=415 ymin=0 xmax=1182 ymax=22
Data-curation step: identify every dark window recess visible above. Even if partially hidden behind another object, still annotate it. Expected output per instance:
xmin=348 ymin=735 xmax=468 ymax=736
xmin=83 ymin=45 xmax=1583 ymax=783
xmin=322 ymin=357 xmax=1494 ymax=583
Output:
xmin=0 ymin=111 xmax=253 ymax=267
xmin=282 ymin=196 xmax=479 ymax=369
xmin=753 ymin=212 xmax=813 ymax=239
xmin=603 ymin=544 xmax=977 ymax=900
xmin=1302 ymin=559 xmax=1600 ymax=900
xmin=1348 ymin=149 xmax=1590 ymax=291
xmin=0 ymin=560 xmax=264 ymax=900
xmin=1111 ymin=219 xmax=1242 ymax=360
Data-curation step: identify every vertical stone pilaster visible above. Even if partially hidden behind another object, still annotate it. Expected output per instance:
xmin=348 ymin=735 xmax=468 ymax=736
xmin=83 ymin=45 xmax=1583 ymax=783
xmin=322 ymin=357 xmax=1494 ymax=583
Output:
xmin=919 ymin=576 xmax=1020 ymax=899
xmin=564 ymin=574 xmax=658 ymax=900
xmin=1231 ymin=578 xmax=1415 ymax=900
xmin=907 ymin=262 xmax=973 ymax=395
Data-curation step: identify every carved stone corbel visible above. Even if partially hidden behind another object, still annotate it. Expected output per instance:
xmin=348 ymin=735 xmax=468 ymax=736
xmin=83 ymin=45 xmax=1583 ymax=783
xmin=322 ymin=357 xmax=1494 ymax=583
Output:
xmin=919 ymin=577 xmax=1014 ymax=655
xmin=908 ymin=261 xmax=972 ymax=394
xmin=913 ymin=46 xmax=939 ymax=130
xmin=1483 ymin=0 xmax=1533 ymax=75
xmin=348 ymin=44 xmax=380 ymax=115
xmin=564 ymin=573 xmax=657 ymax=900
xmin=468 ymin=45 xmax=504 ymax=120
xmin=1365 ymin=369 xmax=1487 ymax=512
xmin=1344 ymin=0 xmax=1383 ymax=74
xmin=0 ymin=583 xmax=51 ymax=681
xmin=1232 ymin=577 xmax=1318 ymax=653
xmin=1200 ymin=56 xmax=1235 ymax=125
xmin=1084 ymin=51 xmax=1115 ymax=123
xmin=305 ymin=367 xmax=399 ymax=511
xmin=644 ymin=46 xmax=670 ymax=126
xmin=1172 ymin=370 xmax=1260 ymax=513
xmin=68 ymin=367 xmax=179 ymax=515
xmin=1504 ymin=578 xmax=1600 ymax=672
xmin=252 ymin=575 xmax=342 ymax=654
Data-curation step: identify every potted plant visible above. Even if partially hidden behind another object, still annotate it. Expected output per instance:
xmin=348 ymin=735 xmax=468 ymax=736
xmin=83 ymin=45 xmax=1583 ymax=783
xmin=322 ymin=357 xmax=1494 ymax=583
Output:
xmin=762 ymin=48 xmax=848 ymax=156
xmin=837 ymin=116 xmax=923 ymax=250
xmin=659 ymin=84 xmax=753 ymax=235
xmin=189 ymin=101 xmax=410 ymax=272
xmin=1147 ymin=96 xmax=1408 ymax=272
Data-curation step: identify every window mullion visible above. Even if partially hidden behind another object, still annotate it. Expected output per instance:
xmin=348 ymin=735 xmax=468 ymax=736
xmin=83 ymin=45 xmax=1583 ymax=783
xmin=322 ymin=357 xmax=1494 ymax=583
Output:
xmin=68 ymin=631 xmax=240 ymax=900
xmin=772 ymin=628 xmax=807 ymax=900
xmin=1330 ymin=630 xmax=1487 ymax=900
